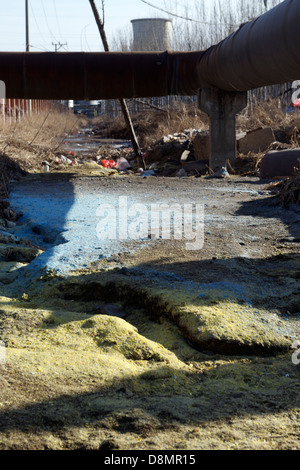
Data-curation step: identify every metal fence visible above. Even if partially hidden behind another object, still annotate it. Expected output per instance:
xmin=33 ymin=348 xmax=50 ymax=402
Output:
xmin=100 ymin=95 xmax=198 ymax=118
xmin=0 ymin=99 xmax=61 ymax=123
xmin=1 ymin=85 xmax=294 ymax=122
xmin=99 ymin=83 xmax=295 ymax=119
xmin=248 ymin=82 xmax=294 ymax=109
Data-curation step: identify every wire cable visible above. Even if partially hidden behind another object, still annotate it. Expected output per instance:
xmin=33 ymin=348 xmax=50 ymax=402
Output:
xmin=140 ymin=0 xmax=240 ymax=26
xmin=41 ymin=0 xmax=59 ymax=43
xmin=29 ymin=0 xmax=48 ymax=47
xmin=52 ymin=0 xmax=63 ymax=40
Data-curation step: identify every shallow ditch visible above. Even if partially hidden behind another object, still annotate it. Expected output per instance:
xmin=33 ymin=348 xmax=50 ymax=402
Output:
xmin=49 ymin=275 xmax=293 ymax=358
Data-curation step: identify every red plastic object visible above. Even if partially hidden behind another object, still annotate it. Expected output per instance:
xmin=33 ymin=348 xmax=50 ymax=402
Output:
xmin=101 ymin=159 xmax=117 ymax=168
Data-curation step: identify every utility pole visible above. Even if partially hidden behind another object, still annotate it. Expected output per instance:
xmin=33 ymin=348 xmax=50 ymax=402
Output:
xmin=25 ymin=0 xmax=32 ymax=115
xmin=52 ymin=42 xmax=68 ymax=52
xmin=25 ymin=0 xmax=29 ymax=51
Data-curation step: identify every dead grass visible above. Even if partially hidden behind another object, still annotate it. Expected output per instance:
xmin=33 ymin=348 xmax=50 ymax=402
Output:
xmin=266 ymin=169 xmax=300 ymax=206
xmin=0 ymin=108 xmax=85 ymax=196
xmin=92 ymin=104 xmax=209 ymax=148
xmin=1 ymin=100 xmax=300 ymax=200
xmin=0 ymin=107 xmax=84 ymax=148
xmin=93 ymin=99 xmax=300 ymax=150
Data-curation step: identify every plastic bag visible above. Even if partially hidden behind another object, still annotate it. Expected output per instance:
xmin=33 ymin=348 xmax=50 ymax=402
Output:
xmin=116 ymin=157 xmax=131 ymax=171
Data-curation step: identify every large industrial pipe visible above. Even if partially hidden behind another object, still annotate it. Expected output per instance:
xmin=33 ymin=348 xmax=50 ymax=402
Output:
xmin=0 ymin=0 xmax=299 ymax=100
xmin=0 ymin=51 xmax=203 ymax=100
xmin=198 ymin=0 xmax=300 ymax=92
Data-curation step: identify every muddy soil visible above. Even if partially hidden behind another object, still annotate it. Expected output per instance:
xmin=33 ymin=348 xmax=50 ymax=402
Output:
xmin=0 ymin=169 xmax=300 ymax=450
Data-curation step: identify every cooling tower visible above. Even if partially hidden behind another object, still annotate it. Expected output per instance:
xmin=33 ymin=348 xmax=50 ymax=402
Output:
xmin=131 ymin=18 xmax=172 ymax=51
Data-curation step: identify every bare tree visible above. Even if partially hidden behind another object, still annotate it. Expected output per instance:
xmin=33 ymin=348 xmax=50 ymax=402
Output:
xmin=124 ymin=0 xmax=282 ymax=52
xmin=89 ymin=0 xmax=145 ymax=169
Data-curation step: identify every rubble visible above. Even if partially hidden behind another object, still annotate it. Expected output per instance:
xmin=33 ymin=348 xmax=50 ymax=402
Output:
xmin=192 ymin=130 xmax=210 ymax=161
xmin=237 ymin=127 xmax=275 ymax=154
xmin=142 ymin=124 xmax=300 ymax=178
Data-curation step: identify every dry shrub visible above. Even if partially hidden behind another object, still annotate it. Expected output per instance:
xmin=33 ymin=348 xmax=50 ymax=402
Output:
xmin=95 ymin=99 xmax=300 ymax=149
xmin=0 ymin=107 xmax=82 ymax=148
xmin=0 ymin=108 xmax=84 ymax=183
xmin=93 ymin=103 xmax=208 ymax=148
xmin=237 ymin=99 xmax=300 ymax=140
xmin=279 ymin=170 xmax=300 ymax=206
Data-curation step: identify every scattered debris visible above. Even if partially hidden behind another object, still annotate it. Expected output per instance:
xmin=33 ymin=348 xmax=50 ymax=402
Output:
xmin=116 ymin=157 xmax=131 ymax=171
xmin=273 ymin=169 xmax=300 ymax=206
xmin=176 ymin=168 xmax=187 ymax=177
xmin=208 ymin=166 xmax=230 ymax=179
xmin=192 ymin=130 xmax=210 ymax=161
xmin=42 ymin=161 xmax=50 ymax=172
xmin=57 ymin=155 xmax=73 ymax=165
xmin=141 ymin=169 xmax=156 ymax=177
xmin=101 ymin=159 xmax=118 ymax=169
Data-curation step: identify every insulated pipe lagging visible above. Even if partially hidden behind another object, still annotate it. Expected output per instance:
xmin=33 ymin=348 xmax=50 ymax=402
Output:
xmin=197 ymin=0 xmax=300 ymax=91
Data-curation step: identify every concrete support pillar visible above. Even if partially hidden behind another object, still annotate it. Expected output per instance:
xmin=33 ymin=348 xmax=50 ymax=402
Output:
xmin=198 ymin=87 xmax=247 ymax=171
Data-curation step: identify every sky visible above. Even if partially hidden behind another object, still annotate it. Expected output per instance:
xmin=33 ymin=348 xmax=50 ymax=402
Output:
xmin=0 ymin=0 xmax=275 ymax=53
xmin=0 ymin=0 xmax=175 ymax=52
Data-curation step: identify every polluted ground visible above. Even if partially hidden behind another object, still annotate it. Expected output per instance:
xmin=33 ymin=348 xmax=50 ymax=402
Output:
xmin=0 ymin=101 xmax=299 ymax=450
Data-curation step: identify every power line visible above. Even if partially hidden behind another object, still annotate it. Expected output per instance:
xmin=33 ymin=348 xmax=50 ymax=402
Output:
xmin=139 ymin=0 xmax=240 ymax=26
xmin=41 ymin=0 xmax=59 ymax=43
xmin=30 ymin=44 xmax=51 ymax=52
xmin=80 ymin=24 xmax=90 ymax=51
xmin=52 ymin=0 xmax=63 ymax=40
xmin=29 ymin=0 xmax=47 ymax=46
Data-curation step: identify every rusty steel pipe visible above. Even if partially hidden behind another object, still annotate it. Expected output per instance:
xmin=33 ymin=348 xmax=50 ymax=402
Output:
xmin=198 ymin=0 xmax=300 ymax=91
xmin=0 ymin=51 xmax=204 ymax=100
xmin=0 ymin=0 xmax=299 ymax=99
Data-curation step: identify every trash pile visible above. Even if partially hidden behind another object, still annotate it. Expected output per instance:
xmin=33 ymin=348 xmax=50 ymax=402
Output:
xmin=143 ymin=128 xmax=206 ymax=177
xmin=142 ymin=125 xmax=300 ymax=178
xmin=31 ymin=122 xmax=300 ymax=179
xmin=38 ymin=144 xmax=137 ymax=178
xmin=142 ymin=127 xmax=277 ymax=178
